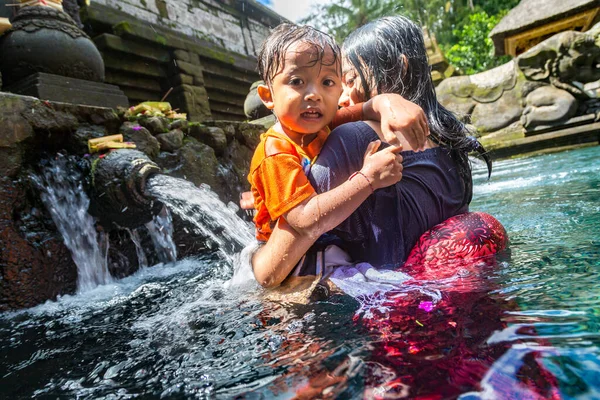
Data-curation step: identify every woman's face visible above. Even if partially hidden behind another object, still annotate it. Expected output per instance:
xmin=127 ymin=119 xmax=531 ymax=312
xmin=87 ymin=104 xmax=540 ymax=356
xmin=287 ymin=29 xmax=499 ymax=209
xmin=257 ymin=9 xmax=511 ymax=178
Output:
xmin=339 ymin=58 xmax=376 ymax=107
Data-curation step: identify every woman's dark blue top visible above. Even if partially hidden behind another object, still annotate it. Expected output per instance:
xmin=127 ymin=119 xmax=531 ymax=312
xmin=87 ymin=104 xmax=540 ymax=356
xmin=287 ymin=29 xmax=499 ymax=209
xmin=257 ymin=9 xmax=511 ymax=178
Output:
xmin=309 ymin=121 xmax=470 ymax=268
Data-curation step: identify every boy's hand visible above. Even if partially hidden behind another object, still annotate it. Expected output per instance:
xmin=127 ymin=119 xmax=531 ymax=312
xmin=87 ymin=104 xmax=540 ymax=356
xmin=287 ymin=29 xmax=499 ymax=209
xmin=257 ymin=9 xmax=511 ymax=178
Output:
xmin=360 ymin=140 xmax=403 ymax=189
xmin=240 ymin=191 xmax=255 ymax=210
xmin=365 ymin=94 xmax=430 ymax=149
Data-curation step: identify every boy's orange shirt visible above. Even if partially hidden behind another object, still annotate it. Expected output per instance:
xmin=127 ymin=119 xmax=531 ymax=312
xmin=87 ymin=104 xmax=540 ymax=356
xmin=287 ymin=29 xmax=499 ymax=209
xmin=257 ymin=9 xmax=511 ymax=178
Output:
xmin=249 ymin=127 xmax=329 ymax=241
xmin=248 ymin=103 xmax=364 ymax=242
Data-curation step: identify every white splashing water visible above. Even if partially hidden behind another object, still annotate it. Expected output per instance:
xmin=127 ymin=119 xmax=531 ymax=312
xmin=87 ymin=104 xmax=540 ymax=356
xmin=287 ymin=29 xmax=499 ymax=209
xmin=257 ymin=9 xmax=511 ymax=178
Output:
xmin=32 ymin=155 xmax=113 ymax=292
xmin=127 ymin=228 xmax=148 ymax=269
xmin=145 ymin=207 xmax=177 ymax=264
xmin=329 ymin=263 xmax=442 ymax=319
xmin=146 ymin=175 xmax=254 ymax=262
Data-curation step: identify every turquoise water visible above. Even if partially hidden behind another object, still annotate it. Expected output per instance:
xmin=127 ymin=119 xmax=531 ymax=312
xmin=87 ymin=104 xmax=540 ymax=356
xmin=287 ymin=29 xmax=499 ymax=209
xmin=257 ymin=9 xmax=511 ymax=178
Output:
xmin=1 ymin=145 xmax=599 ymax=398
xmin=468 ymin=145 xmax=600 ymax=398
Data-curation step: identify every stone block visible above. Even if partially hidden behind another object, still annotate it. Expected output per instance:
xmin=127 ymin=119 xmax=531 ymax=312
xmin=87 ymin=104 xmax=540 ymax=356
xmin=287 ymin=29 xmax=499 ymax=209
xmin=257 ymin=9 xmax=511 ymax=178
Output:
xmin=120 ymin=122 xmax=160 ymax=158
xmin=5 ymin=72 xmax=129 ymax=109
xmin=238 ymin=122 xmax=263 ymax=149
xmin=169 ymin=119 xmax=189 ymax=132
xmin=104 ymin=70 xmax=162 ymax=92
xmin=193 ymin=75 xmax=205 ymax=87
xmin=120 ymin=87 xmax=162 ymax=104
xmin=188 ymin=52 xmax=201 ymax=66
xmin=204 ymin=75 xmax=249 ymax=96
xmin=170 ymin=73 xmax=194 ymax=86
xmin=176 ymin=60 xmax=204 ymax=80
xmin=103 ymin=52 xmax=166 ymax=78
xmin=139 ymin=116 xmax=169 ymax=135
xmin=0 ymin=93 xmax=34 ymax=149
xmin=156 ymin=129 xmax=184 ymax=152
xmin=173 ymin=49 xmax=191 ymax=63
xmin=94 ymin=33 xmax=170 ymax=62
xmin=171 ymin=85 xmax=211 ymax=122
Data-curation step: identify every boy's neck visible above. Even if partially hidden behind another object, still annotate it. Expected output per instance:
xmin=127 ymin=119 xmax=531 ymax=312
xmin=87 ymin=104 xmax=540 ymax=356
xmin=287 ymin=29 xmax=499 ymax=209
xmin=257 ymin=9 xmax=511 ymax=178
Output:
xmin=274 ymin=122 xmax=319 ymax=148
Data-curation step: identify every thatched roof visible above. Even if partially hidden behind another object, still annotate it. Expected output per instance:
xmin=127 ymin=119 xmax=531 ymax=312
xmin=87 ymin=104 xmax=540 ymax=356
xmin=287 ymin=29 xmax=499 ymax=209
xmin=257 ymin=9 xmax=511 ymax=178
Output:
xmin=490 ymin=0 xmax=600 ymax=55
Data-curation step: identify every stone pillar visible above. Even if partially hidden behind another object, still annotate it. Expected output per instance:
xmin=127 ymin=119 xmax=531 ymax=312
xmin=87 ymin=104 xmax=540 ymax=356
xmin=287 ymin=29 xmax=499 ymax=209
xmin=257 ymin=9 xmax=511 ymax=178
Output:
xmin=168 ymin=49 xmax=211 ymax=122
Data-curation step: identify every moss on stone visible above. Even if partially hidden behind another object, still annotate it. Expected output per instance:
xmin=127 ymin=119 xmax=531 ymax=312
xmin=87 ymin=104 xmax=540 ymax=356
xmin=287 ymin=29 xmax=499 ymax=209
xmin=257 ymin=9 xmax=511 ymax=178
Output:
xmin=155 ymin=34 xmax=168 ymax=46
xmin=90 ymin=157 xmax=100 ymax=187
xmin=113 ymin=21 xmax=132 ymax=36
xmin=199 ymin=47 xmax=234 ymax=65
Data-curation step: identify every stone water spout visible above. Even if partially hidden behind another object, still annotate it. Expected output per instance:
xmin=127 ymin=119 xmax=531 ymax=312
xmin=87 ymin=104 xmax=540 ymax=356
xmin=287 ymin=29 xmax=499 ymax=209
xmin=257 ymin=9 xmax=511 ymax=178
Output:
xmin=89 ymin=148 xmax=254 ymax=259
xmin=89 ymin=149 xmax=163 ymax=228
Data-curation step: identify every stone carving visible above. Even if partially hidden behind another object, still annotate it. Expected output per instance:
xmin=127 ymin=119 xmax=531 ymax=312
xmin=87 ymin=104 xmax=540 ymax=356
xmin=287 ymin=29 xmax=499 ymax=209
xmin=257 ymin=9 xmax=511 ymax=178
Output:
xmin=61 ymin=0 xmax=83 ymax=28
xmin=9 ymin=6 xmax=86 ymax=39
xmin=0 ymin=6 xmax=104 ymax=85
xmin=244 ymin=80 xmax=270 ymax=120
xmin=436 ymin=23 xmax=600 ymax=135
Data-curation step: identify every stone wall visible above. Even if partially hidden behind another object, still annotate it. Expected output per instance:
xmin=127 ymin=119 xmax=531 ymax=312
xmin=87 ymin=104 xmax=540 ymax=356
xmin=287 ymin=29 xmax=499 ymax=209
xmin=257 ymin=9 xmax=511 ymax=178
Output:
xmin=82 ymin=0 xmax=284 ymax=121
xmin=0 ymin=92 xmax=264 ymax=310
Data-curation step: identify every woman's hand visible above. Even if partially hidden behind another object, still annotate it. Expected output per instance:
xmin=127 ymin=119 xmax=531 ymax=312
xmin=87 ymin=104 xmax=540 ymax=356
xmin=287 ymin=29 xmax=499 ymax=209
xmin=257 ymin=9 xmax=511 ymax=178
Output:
xmin=364 ymin=94 xmax=430 ymax=149
xmin=360 ymin=140 xmax=403 ymax=189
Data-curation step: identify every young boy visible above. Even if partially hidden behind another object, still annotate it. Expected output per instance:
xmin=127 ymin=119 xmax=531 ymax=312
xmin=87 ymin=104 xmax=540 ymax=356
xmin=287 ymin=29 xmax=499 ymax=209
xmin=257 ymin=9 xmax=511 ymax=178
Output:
xmin=248 ymin=24 xmax=405 ymax=288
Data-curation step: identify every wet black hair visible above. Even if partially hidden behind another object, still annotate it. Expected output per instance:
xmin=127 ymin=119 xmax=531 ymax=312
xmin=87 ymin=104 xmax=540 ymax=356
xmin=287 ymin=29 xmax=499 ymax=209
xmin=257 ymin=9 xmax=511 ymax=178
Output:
xmin=342 ymin=16 xmax=492 ymax=200
xmin=258 ymin=23 xmax=341 ymax=85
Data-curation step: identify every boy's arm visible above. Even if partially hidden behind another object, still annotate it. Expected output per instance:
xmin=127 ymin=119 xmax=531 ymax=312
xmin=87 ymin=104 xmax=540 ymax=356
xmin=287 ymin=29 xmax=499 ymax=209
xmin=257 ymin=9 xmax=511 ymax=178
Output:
xmin=330 ymin=94 xmax=430 ymax=149
xmin=252 ymin=141 xmax=403 ymax=287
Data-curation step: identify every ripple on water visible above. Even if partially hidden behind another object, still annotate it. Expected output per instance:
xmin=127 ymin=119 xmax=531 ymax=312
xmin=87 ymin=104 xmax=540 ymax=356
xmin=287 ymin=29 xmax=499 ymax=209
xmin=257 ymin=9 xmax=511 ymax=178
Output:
xmin=1 ymin=146 xmax=600 ymax=398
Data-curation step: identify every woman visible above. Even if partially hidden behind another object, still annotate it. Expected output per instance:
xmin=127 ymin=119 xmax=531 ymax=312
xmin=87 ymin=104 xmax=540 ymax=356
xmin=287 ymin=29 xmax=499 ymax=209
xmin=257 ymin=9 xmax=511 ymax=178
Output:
xmin=251 ymin=16 xmax=492 ymax=288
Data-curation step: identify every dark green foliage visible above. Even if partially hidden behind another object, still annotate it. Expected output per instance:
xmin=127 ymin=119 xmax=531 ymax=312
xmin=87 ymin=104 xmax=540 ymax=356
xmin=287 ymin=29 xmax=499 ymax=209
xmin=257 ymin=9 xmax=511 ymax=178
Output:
xmin=444 ymin=11 xmax=513 ymax=74
xmin=302 ymin=0 xmax=521 ymax=74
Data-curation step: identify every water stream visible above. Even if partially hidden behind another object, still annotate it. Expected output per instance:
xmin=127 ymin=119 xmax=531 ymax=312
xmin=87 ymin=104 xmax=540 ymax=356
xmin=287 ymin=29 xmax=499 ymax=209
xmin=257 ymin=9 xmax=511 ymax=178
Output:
xmin=146 ymin=175 xmax=255 ymax=261
xmin=145 ymin=207 xmax=178 ymax=264
xmin=2 ymin=146 xmax=599 ymax=398
xmin=32 ymin=155 xmax=113 ymax=292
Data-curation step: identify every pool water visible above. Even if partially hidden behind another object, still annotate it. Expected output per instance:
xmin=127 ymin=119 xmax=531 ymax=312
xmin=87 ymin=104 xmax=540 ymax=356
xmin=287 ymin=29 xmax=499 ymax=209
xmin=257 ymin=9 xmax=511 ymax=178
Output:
xmin=1 ymin=146 xmax=599 ymax=399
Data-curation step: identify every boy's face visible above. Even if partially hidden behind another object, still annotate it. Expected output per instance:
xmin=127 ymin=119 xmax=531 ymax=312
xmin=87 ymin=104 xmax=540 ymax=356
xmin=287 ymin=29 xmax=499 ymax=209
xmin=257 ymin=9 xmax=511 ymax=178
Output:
xmin=258 ymin=41 xmax=342 ymax=141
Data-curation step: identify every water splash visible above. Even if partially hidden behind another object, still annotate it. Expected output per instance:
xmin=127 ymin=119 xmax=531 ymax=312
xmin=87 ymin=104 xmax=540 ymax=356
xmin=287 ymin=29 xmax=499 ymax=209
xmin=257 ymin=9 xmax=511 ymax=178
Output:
xmin=127 ymin=228 xmax=148 ymax=269
xmin=145 ymin=207 xmax=177 ymax=264
xmin=146 ymin=175 xmax=254 ymax=261
xmin=32 ymin=155 xmax=112 ymax=292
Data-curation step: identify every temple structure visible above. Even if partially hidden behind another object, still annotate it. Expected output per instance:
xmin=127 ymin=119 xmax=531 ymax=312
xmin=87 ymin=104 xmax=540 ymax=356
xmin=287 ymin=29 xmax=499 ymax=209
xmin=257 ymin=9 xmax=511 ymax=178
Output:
xmin=490 ymin=0 xmax=600 ymax=57
xmin=423 ymin=27 xmax=457 ymax=86
xmin=80 ymin=0 xmax=284 ymax=121
xmin=0 ymin=0 xmax=285 ymax=121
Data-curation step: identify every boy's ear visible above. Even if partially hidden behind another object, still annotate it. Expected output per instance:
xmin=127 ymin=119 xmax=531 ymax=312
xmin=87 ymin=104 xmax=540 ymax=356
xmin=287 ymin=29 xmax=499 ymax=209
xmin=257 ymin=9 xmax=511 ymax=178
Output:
xmin=257 ymin=84 xmax=275 ymax=110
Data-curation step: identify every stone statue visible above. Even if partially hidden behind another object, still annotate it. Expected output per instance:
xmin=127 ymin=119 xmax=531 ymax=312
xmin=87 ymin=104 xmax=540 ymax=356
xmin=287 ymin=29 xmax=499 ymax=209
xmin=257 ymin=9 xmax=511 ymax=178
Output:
xmin=61 ymin=0 xmax=82 ymax=28
xmin=436 ymin=22 xmax=600 ymax=136
xmin=244 ymin=80 xmax=270 ymax=120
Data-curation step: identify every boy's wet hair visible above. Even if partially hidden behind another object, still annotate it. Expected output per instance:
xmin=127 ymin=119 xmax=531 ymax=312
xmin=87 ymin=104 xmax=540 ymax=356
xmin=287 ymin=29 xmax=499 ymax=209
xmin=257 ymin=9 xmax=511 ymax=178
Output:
xmin=258 ymin=23 xmax=341 ymax=85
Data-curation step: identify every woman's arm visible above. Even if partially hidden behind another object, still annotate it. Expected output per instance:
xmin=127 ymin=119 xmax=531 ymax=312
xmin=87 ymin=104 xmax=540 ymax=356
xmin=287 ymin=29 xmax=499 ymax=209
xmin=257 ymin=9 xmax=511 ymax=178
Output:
xmin=252 ymin=141 xmax=403 ymax=287
xmin=363 ymin=94 xmax=430 ymax=149
xmin=330 ymin=94 xmax=430 ymax=149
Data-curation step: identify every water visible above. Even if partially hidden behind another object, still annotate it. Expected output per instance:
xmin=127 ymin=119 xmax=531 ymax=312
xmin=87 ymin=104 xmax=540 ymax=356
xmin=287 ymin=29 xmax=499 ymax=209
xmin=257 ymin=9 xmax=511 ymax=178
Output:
xmin=146 ymin=175 xmax=254 ymax=261
xmin=146 ymin=207 xmax=178 ymax=264
xmin=31 ymin=155 xmax=113 ymax=291
xmin=2 ymin=146 xmax=599 ymax=398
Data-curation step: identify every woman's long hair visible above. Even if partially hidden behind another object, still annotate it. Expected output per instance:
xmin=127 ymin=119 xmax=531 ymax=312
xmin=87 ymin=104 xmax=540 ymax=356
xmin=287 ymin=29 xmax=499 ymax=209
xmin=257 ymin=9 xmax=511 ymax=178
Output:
xmin=343 ymin=16 xmax=491 ymax=201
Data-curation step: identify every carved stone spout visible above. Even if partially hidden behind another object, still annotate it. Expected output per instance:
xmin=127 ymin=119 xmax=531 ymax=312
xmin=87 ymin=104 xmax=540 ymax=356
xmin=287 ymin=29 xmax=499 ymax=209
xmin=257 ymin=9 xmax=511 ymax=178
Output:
xmin=89 ymin=150 xmax=162 ymax=228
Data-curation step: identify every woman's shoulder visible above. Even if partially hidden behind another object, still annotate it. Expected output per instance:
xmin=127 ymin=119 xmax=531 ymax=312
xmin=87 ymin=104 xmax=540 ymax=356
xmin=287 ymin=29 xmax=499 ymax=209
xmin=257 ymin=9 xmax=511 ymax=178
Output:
xmin=330 ymin=121 xmax=379 ymax=141
xmin=330 ymin=120 xmax=373 ymax=134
